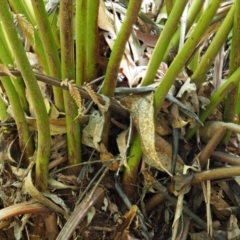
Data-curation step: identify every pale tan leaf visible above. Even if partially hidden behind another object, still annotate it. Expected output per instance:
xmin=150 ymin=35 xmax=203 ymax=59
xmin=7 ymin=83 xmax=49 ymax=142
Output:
xmin=103 ymin=31 xmax=136 ymax=81
xmin=82 ymin=110 xmax=103 ymax=151
xmin=98 ymin=0 xmax=115 ymax=34
xmin=121 ymin=93 xmax=180 ymax=176
xmin=48 ymin=178 xmax=78 ymax=190
xmin=24 ymin=169 xmax=70 ymax=219
xmin=116 ymin=129 xmax=129 ymax=168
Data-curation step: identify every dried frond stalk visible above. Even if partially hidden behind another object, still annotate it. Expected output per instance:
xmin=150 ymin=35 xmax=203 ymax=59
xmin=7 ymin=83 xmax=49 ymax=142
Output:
xmin=69 ymin=84 xmax=82 ymax=110
xmin=61 ymin=79 xmax=85 ymax=116
xmin=83 ymin=83 xmax=106 ymax=110
xmin=83 ymin=84 xmax=100 ymax=105
xmin=14 ymin=14 xmax=34 ymax=40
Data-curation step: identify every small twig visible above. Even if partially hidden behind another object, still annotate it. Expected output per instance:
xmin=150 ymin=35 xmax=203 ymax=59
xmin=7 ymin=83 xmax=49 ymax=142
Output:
xmin=171 ymin=128 xmax=179 ymax=174
xmin=0 ymin=70 xmax=129 ymax=117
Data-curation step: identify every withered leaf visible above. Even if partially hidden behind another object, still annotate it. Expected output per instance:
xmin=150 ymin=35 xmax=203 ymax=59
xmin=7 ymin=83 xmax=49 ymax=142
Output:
xmin=121 ymin=93 xmax=174 ymax=176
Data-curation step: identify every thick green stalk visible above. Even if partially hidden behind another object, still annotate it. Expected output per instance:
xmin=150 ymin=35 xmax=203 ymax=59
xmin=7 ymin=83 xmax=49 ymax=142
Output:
xmin=141 ymin=1 xmax=188 ymax=86
xmin=0 ymin=1 xmax=51 ymax=191
xmin=60 ymin=0 xmax=81 ymax=165
xmin=75 ymin=0 xmax=87 ymax=86
xmin=154 ymin=0 xmax=221 ymax=116
xmin=7 ymin=0 xmax=35 ymax=24
xmin=223 ymin=2 xmax=240 ymax=123
xmin=185 ymin=66 xmax=240 ymax=140
xmin=102 ymin=0 xmax=142 ymax=97
xmin=31 ymin=0 xmax=64 ymax=111
xmin=20 ymin=0 xmax=36 ymax=25
xmin=0 ymin=97 xmax=8 ymax=121
xmin=165 ymin=0 xmax=173 ymax=16
xmin=48 ymin=8 xmax=61 ymax=50
xmin=0 ymin=74 xmax=34 ymax=160
xmin=123 ymin=134 xmax=142 ymax=201
xmin=86 ymin=0 xmax=99 ymax=82
xmin=191 ymin=4 xmax=235 ymax=88
xmin=163 ymin=0 xmax=204 ymax=62
xmin=188 ymin=49 xmax=200 ymax=72
xmin=0 ymin=31 xmax=29 ymax=113
xmin=101 ymin=0 xmax=142 ymax=145
xmin=0 ymin=22 xmax=13 ymax=60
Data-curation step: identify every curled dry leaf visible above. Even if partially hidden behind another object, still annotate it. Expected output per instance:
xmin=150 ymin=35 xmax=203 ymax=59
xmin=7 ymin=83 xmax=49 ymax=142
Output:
xmin=24 ymin=169 xmax=70 ymax=219
xmin=121 ymin=93 xmax=184 ymax=175
xmin=99 ymin=142 xmax=119 ymax=171
xmin=114 ymin=205 xmax=138 ymax=240
xmin=82 ymin=110 xmax=104 ymax=151
xmin=98 ymin=0 xmax=115 ymax=35
xmin=116 ymin=129 xmax=129 ymax=168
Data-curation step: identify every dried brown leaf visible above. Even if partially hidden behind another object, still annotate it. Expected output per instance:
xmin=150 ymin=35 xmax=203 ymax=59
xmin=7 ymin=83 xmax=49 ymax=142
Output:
xmin=98 ymin=0 xmax=115 ymax=34
xmin=24 ymin=169 xmax=70 ymax=219
xmin=121 ymin=93 xmax=174 ymax=176
xmin=114 ymin=205 xmax=138 ymax=240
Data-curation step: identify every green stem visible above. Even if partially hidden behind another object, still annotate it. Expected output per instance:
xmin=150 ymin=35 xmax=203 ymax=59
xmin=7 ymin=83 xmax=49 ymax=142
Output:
xmin=0 ymin=29 xmax=29 ymax=113
xmin=165 ymin=0 xmax=173 ymax=16
xmin=0 ymin=23 xmax=33 ymax=159
xmin=59 ymin=0 xmax=81 ymax=165
xmin=223 ymin=1 xmax=240 ymax=124
xmin=154 ymin=0 xmax=221 ymax=116
xmin=123 ymin=133 xmax=142 ymax=201
xmin=8 ymin=0 xmax=49 ymax=73
xmin=102 ymin=0 xmax=142 ymax=97
xmin=75 ymin=0 xmax=87 ymax=86
xmin=86 ymin=0 xmax=99 ymax=82
xmin=8 ymin=0 xmax=36 ymax=24
xmin=0 ymin=1 xmax=51 ymax=191
xmin=185 ymin=66 xmax=240 ymax=140
xmin=141 ymin=1 xmax=188 ymax=86
xmin=0 ymin=74 xmax=34 ymax=160
xmin=191 ymin=4 xmax=235 ymax=88
xmin=101 ymin=0 xmax=142 ymax=146
xmin=0 ymin=97 xmax=8 ymax=121
xmin=163 ymin=0 xmax=204 ymax=63
xmin=31 ymin=0 xmax=64 ymax=111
